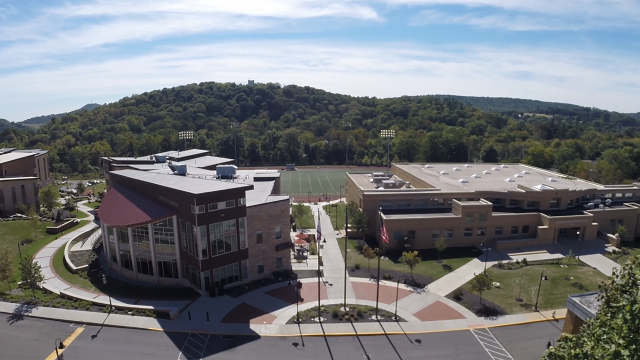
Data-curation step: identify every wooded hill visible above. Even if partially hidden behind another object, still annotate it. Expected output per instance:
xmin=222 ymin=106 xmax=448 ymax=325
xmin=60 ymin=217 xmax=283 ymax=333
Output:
xmin=1 ymin=82 xmax=639 ymax=184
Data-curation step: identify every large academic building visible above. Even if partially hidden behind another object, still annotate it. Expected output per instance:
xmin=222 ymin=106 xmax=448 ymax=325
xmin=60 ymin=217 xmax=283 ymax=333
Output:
xmin=99 ymin=150 xmax=292 ymax=295
xmin=346 ymin=163 xmax=640 ymax=251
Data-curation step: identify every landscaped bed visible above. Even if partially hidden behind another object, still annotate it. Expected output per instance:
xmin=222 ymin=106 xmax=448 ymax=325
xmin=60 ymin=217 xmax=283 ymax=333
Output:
xmin=286 ymin=304 xmax=404 ymax=324
xmin=451 ymin=260 xmax=609 ymax=314
xmin=604 ymin=241 xmax=640 ymax=264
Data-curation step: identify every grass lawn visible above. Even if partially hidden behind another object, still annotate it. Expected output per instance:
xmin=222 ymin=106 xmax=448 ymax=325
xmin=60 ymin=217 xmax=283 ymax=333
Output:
xmin=337 ymin=237 xmax=481 ymax=281
xmin=71 ymin=209 xmax=90 ymax=219
xmin=292 ymin=204 xmax=315 ymax=229
xmin=85 ymin=201 xmax=102 ymax=210
xmin=52 ymin=246 xmax=95 ymax=291
xmin=605 ymin=241 xmax=640 ymax=265
xmin=323 ymin=202 xmax=346 ymax=230
xmin=0 ymin=219 xmax=90 ymax=293
xmin=462 ymin=264 xmax=609 ymax=314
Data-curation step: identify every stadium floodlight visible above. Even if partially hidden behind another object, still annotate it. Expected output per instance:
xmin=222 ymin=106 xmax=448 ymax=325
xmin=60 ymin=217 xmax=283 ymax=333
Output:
xmin=178 ymin=131 xmax=194 ymax=151
xmin=380 ymin=129 xmax=395 ymax=169
xmin=230 ymin=123 xmax=240 ymax=166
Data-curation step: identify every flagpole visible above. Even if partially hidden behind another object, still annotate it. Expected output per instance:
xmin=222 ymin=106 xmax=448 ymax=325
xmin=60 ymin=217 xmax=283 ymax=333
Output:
xmin=317 ymin=211 xmax=321 ymax=321
xmin=344 ymin=206 xmax=348 ymax=310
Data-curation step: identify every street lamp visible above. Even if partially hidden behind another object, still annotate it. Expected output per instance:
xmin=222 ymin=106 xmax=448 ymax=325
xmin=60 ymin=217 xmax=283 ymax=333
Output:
xmin=54 ymin=338 xmax=65 ymax=359
xmin=534 ymin=271 xmax=546 ymax=312
xmin=178 ymin=131 xmax=194 ymax=151
xmin=295 ymin=280 xmax=302 ymax=323
xmin=307 ymin=191 xmax=311 ymax=204
xmin=230 ymin=122 xmax=240 ymax=166
xmin=344 ymin=122 xmax=351 ymax=167
xmin=577 ymin=230 xmax=582 ymax=259
xmin=393 ymin=277 xmax=404 ymax=321
xmin=380 ymin=129 xmax=395 ymax=170
xmin=480 ymin=241 xmax=490 ymax=275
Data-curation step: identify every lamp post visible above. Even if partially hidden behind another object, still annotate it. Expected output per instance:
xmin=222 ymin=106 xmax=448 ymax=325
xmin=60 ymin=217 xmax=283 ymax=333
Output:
xmin=374 ymin=250 xmax=381 ymax=319
xmin=54 ymin=338 xmax=65 ymax=360
xmin=295 ymin=280 xmax=302 ymax=323
xmin=178 ymin=130 xmax=193 ymax=151
xmin=380 ymin=129 xmax=395 ymax=170
xmin=393 ymin=277 xmax=404 ymax=321
xmin=344 ymin=122 xmax=351 ymax=167
xmin=577 ymin=230 xmax=582 ymax=259
xmin=480 ymin=241 xmax=490 ymax=275
xmin=307 ymin=191 xmax=311 ymax=204
xmin=230 ymin=122 xmax=240 ymax=166
xmin=534 ymin=271 xmax=546 ymax=312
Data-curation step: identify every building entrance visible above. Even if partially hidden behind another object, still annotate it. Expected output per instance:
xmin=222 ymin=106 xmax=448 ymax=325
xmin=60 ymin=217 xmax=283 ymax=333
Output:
xmin=557 ymin=227 xmax=583 ymax=242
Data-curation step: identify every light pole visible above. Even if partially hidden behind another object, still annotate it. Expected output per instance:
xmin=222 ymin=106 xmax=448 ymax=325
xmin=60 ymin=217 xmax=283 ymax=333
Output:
xmin=307 ymin=191 xmax=311 ymax=204
xmin=380 ymin=129 xmax=395 ymax=170
xmin=295 ymin=280 xmax=302 ymax=323
xmin=54 ymin=338 xmax=65 ymax=359
xmin=230 ymin=122 xmax=239 ymax=166
xmin=480 ymin=241 xmax=490 ymax=275
xmin=534 ymin=271 xmax=546 ymax=312
xmin=393 ymin=277 xmax=404 ymax=321
xmin=375 ymin=250 xmax=381 ymax=319
xmin=577 ymin=230 xmax=582 ymax=259
xmin=178 ymin=131 xmax=193 ymax=151
xmin=344 ymin=122 xmax=351 ymax=167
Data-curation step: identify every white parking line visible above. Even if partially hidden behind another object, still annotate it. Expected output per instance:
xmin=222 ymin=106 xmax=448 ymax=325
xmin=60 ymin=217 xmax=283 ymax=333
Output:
xmin=178 ymin=333 xmax=211 ymax=360
xmin=470 ymin=328 xmax=515 ymax=360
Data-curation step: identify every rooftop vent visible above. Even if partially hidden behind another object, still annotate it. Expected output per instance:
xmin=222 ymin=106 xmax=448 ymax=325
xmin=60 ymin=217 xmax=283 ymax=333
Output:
xmin=505 ymin=178 xmax=515 ymax=182
xmin=452 ymin=167 xmax=462 ymax=171
xmin=492 ymin=167 xmax=501 ymax=171
xmin=153 ymin=154 xmax=167 ymax=163
xmin=521 ymin=170 xmax=530 ymax=174
xmin=458 ymin=178 xmax=469 ymax=183
xmin=440 ymin=170 xmax=449 ymax=175
xmin=514 ymin=173 xmax=523 ymax=178
xmin=465 ymin=164 xmax=472 ymax=167
xmin=500 ymin=164 xmax=509 ymax=168
xmin=482 ymin=170 xmax=492 ymax=174
xmin=424 ymin=164 xmax=433 ymax=168
xmin=471 ymin=174 xmax=481 ymax=178
xmin=169 ymin=162 xmax=187 ymax=176
xmin=548 ymin=177 xmax=557 ymax=182
xmin=216 ymin=165 xmax=237 ymax=179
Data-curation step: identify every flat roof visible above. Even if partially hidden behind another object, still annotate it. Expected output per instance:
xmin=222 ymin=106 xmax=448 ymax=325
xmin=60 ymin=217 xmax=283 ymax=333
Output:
xmin=365 ymin=164 xmax=600 ymax=192
xmin=14 ymin=149 xmax=49 ymax=156
xmin=155 ymin=149 xmax=210 ymax=160
xmin=0 ymin=152 xmax=34 ymax=164
xmin=181 ymin=156 xmax=233 ymax=168
xmin=104 ymin=157 xmax=155 ymax=162
xmin=112 ymin=169 xmax=252 ymax=195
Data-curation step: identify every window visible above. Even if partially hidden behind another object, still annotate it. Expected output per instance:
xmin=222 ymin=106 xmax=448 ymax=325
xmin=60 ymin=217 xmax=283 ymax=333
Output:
xmin=526 ymin=201 xmax=535 ymax=208
xmin=213 ymin=263 xmax=239 ymax=289
xmin=379 ymin=201 xmax=393 ymax=209
xmin=477 ymin=228 xmax=486 ymax=236
xmin=276 ymin=257 xmax=283 ymax=269
xmin=119 ymin=249 xmax=133 ymax=271
xmin=393 ymin=231 xmax=404 ymax=242
xmin=156 ymin=255 xmax=178 ymax=279
xmin=179 ymin=219 xmax=186 ymax=250
xmin=191 ymin=205 xmax=205 ymax=214
xmin=238 ymin=198 xmax=246 ymax=206
xmin=508 ymin=199 xmax=518 ymax=207
xmin=465 ymin=213 xmax=474 ymax=222
xmin=431 ymin=230 xmax=440 ymax=239
xmin=256 ymin=231 xmax=263 ymax=245
xmin=106 ymin=226 xmax=117 ymax=264
xmin=131 ymin=225 xmax=151 ymax=250
xmin=407 ymin=231 xmax=416 ymax=240
xmin=11 ymin=187 xmax=16 ymax=206
xmin=396 ymin=200 xmax=411 ymax=209
xmin=20 ymin=185 xmax=27 ymax=204
xmin=549 ymin=198 xmax=559 ymax=209
xmin=618 ymin=219 xmax=624 ymax=226
xmin=446 ymin=229 xmax=453 ymax=238
xmin=609 ymin=220 xmax=616 ymax=228
xmin=275 ymin=226 xmax=282 ymax=240
xmin=153 ymin=219 xmax=175 ymax=253
xmin=203 ymin=270 xmax=211 ymax=292
xmin=414 ymin=200 xmax=429 ymax=208
xmin=567 ymin=199 xmax=574 ymax=208
xmin=495 ymin=227 xmax=503 ymax=236
xmin=225 ymin=200 xmax=235 ymax=208
xmin=522 ymin=225 xmax=530 ymax=233
xmin=116 ymin=228 xmax=129 ymax=244
xmin=479 ymin=213 xmax=488 ymax=222
xmin=511 ymin=226 xmax=519 ymax=235
xmin=184 ymin=263 xmax=201 ymax=289
xmin=208 ymin=203 xmax=219 ymax=212
xmin=239 ymin=217 xmax=247 ymax=249
xmin=210 ymin=219 xmax=238 ymax=255
xmin=464 ymin=228 xmax=473 ymax=237
xmin=199 ymin=225 xmax=208 ymax=259
xmin=241 ymin=260 xmax=248 ymax=280
xmin=135 ymin=252 xmax=154 ymax=276
xmin=257 ymin=262 xmax=264 ymax=274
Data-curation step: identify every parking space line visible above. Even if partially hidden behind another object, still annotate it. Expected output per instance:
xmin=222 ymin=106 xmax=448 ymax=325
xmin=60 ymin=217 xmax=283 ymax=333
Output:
xmin=470 ymin=328 xmax=515 ymax=360
xmin=178 ymin=333 xmax=211 ymax=360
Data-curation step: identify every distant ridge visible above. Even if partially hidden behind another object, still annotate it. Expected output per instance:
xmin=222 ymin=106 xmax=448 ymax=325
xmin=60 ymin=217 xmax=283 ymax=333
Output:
xmin=19 ymin=103 xmax=101 ymax=126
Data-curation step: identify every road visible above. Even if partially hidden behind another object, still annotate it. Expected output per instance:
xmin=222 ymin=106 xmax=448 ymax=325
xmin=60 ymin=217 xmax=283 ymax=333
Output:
xmin=0 ymin=314 xmax=562 ymax=359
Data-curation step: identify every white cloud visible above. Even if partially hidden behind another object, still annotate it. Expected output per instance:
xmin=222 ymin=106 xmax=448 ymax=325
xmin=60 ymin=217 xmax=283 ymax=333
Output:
xmin=1 ymin=40 xmax=639 ymax=121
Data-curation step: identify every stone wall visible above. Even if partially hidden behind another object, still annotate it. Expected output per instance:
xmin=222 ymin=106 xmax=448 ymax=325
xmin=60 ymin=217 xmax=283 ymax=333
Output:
xmin=246 ymin=199 xmax=292 ymax=281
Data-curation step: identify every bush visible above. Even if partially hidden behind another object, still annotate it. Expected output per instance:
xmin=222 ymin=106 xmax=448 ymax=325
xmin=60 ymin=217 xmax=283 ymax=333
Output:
xmin=522 ymin=257 xmax=528 ymax=266
xmin=331 ymin=306 xmax=340 ymax=318
xmin=383 ymin=273 xmax=393 ymax=280
xmin=452 ymin=288 xmax=464 ymax=300
xmin=354 ymin=263 xmax=361 ymax=270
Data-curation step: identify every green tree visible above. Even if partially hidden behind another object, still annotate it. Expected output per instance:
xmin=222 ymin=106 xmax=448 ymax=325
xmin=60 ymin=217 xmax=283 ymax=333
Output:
xmin=38 ymin=184 xmax=61 ymax=213
xmin=0 ymin=245 xmax=15 ymax=291
xmin=362 ymin=245 xmax=377 ymax=272
xmin=544 ymin=256 xmax=640 ymax=359
xmin=291 ymin=203 xmax=306 ymax=224
xmin=480 ymin=143 xmax=499 ymax=163
xmin=352 ymin=211 xmax=368 ymax=233
xmin=75 ymin=181 xmax=86 ymax=196
xmin=435 ymin=235 xmax=447 ymax=261
xmin=20 ymin=256 xmax=44 ymax=300
xmin=524 ymin=145 xmax=555 ymax=169
xmin=616 ymin=225 xmax=628 ymax=241
xmin=27 ymin=206 xmax=39 ymax=238
xmin=400 ymin=251 xmax=421 ymax=280
xmin=469 ymin=273 xmax=493 ymax=305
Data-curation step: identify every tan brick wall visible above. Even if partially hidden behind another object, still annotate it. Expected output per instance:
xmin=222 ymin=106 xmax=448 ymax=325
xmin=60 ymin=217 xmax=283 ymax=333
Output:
xmin=246 ymin=199 xmax=292 ymax=281
xmin=562 ymin=309 xmax=585 ymax=334
xmin=0 ymin=178 xmax=39 ymax=214
xmin=0 ymin=156 xmax=35 ymax=178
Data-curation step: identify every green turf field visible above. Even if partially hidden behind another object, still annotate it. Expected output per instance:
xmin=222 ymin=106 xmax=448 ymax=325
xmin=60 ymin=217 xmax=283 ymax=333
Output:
xmin=280 ymin=169 xmax=347 ymax=196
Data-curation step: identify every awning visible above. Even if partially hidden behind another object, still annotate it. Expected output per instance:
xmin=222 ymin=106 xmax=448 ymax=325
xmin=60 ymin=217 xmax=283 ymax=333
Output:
xmin=99 ymin=182 xmax=177 ymax=228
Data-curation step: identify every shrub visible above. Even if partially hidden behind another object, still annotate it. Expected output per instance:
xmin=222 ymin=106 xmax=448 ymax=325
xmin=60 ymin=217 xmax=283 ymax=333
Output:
xmin=354 ymin=263 xmax=361 ymax=270
xmin=383 ymin=273 xmax=393 ymax=280
xmin=452 ymin=288 xmax=464 ymax=300
xmin=331 ymin=306 xmax=340 ymax=318
xmin=522 ymin=257 xmax=528 ymax=266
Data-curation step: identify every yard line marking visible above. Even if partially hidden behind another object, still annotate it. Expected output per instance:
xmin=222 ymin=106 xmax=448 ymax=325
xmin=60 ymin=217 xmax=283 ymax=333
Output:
xmin=324 ymin=172 xmax=335 ymax=191
xmin=316 ymin=172 xmax=325 ymax=192
xmin=307 ymin=173 xmax=313 ymax=194
xmin=470 ymin=328 xmax=515 ymax=360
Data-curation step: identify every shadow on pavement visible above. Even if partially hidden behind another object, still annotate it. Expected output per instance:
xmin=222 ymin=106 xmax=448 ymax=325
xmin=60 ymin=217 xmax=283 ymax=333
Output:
xmin=6 ymin=301 xmax=37 ymax=325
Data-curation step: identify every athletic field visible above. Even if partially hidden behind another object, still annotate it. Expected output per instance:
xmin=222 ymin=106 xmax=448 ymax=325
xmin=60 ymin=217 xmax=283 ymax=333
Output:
xmin=279 ymin=167 xmax=385 ymax=201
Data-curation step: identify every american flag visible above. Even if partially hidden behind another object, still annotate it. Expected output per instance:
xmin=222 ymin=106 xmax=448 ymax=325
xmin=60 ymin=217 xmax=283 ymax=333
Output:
xmin=380 ymin=214 xmax=389 ymax=243
xmin=316 ymin=212 xmax=322 ymax=242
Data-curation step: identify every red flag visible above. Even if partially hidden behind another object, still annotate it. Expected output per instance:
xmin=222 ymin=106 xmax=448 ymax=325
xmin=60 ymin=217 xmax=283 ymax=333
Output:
xmin=380 ymin=214 xmax=389 ymax=243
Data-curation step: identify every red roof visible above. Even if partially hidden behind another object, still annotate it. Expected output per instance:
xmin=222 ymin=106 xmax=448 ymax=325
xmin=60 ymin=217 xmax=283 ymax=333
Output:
xmin=99 ymin=182 xmax=176 ymax=228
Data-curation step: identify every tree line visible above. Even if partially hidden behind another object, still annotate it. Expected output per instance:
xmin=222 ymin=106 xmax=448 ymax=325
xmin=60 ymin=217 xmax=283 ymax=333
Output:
xmin=0 ymin=82 xmax=639 ymax=184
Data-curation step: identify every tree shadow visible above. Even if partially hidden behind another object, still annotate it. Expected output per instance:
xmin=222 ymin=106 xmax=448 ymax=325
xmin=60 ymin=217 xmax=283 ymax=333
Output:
xmin=6 ymin=301 xmax=38 ymax=325
xmin=441 ymin=263 xmax=453 ymax=272
xmin=474 ymin=304 xmax=506 ymax=320
xmin=571 ymin=282 xmax=588 ymax=291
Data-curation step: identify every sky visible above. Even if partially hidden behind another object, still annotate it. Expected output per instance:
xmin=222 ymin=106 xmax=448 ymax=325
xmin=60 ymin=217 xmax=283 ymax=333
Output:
xmin=0 ymin=0 xmax=639 ymax=122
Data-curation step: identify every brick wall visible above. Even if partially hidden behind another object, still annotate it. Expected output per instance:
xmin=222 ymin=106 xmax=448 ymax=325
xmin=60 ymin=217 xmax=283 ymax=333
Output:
xmin=246 ymin=199 xmax=292 ymax=280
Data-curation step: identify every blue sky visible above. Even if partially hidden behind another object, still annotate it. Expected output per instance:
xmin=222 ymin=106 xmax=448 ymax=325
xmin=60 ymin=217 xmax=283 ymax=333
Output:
xmin=1 ymin=0 xmax=639 ymax=121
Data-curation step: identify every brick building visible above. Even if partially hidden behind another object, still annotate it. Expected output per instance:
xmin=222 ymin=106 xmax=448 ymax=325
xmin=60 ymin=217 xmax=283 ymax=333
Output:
xmin=0 ymin=148 xmax=51 ymax=214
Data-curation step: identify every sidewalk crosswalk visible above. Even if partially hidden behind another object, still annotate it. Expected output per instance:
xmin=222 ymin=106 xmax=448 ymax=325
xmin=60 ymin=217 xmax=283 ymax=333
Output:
xmin=470 ymin=328 xmax=514 ymax=360
xmin=178 ymin=333 xmax=210 ymax=360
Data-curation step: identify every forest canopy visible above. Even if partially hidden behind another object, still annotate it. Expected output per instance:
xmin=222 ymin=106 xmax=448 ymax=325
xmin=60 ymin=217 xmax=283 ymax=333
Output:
xmin=2 ymin=82 xmax=639 ymax=185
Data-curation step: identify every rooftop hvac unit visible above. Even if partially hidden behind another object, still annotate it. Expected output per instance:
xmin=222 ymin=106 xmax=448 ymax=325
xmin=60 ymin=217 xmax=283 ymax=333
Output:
xmin=381 ymin=180 xmax=406 ymax=189
xmin=501 ymin=164 xmax=509 ymax=168
xmin=216 ymin=165 xmax=237 ymax=179
xmin=153 ymin=155 xmax=167 ymax=163
xmin=492 ymin=167 xmax=501 ymax=171
xmin=169 ymin=163 xmax=187 ymax=175
xmin=404 ymin=182 xmax=411 ymax=188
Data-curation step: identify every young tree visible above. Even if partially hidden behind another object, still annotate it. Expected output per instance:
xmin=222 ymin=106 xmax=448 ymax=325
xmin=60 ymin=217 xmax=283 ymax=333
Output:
xmin=27 ymin=206 xmax=39 ymax=238
xmin=545 ymin=256 xmax=640 ymax=359
xmin=400 ymin=251 xmax=421 ymax=280
xmin=75 ymin=181 xmax=86 ymax=196
xmin=20 ymin=256 xmax=45 ymax=300
xmin=351 ymin=211 xmax=368 ymax=233
xmin=469 ymin=273 xmax=493 ymax=305
xmin=0 ymin=245 xmax=15 ymax=291
xmin=346 ymin=201 xmax=360 ymax=219
xmin=38 ymin=184 xmax=61 ymax=213
xmin=362 ymin=245 xmax=377 ymax=272
xmin=435 ymin=235 xmax=447 ymax=261
xmin=291 ymin=203 xmax=306 ymax=223
xmin=512 ymin=270 xmax=525 ymax=302
xmin=616 ymin=225 xmax=628 ymax=241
